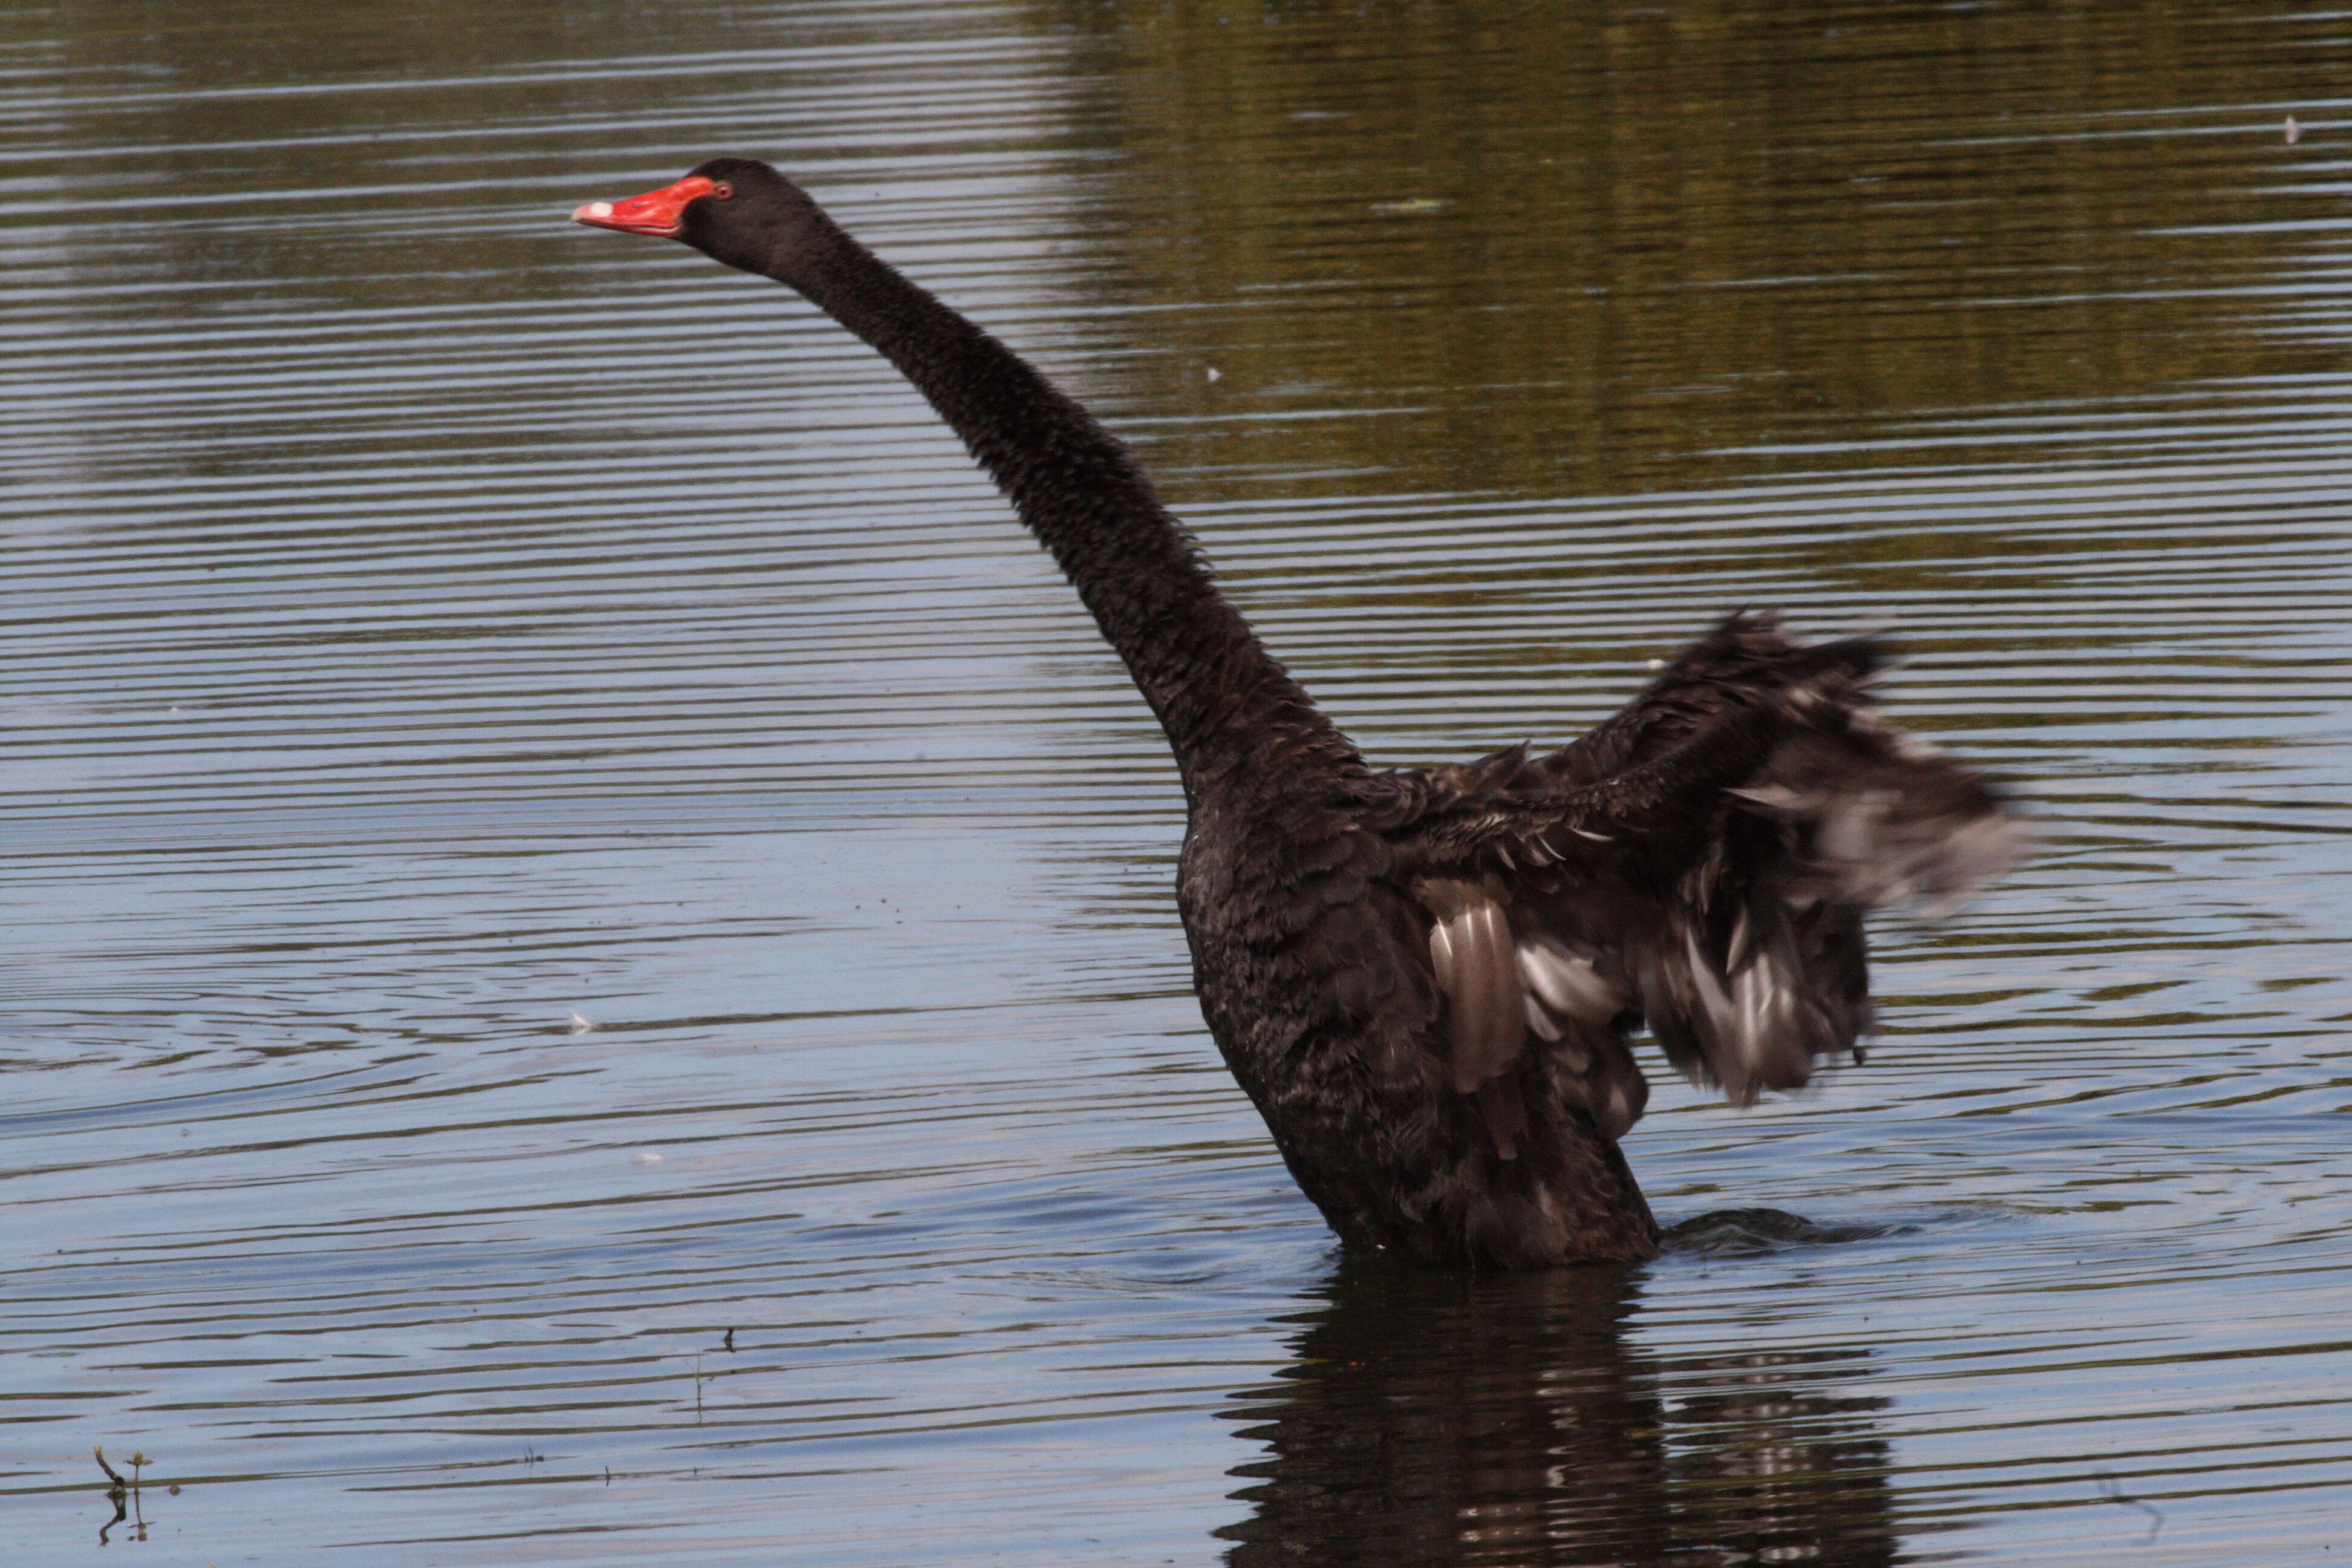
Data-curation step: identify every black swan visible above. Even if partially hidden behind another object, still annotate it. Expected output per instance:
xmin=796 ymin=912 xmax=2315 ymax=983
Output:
xmin=574 ymin=159 xmax=2019 ymax=1267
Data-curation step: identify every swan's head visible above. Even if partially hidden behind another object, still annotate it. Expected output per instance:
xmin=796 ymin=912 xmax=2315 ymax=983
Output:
xmin=573 ymin=157 xmax=817 ymax=277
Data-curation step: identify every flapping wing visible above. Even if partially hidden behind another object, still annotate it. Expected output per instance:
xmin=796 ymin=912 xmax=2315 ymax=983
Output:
xmin=1379 ymin=613 xmax=2019 ymax=1148
xmin=1378 ymin=706 xmax=1788 ymax=1154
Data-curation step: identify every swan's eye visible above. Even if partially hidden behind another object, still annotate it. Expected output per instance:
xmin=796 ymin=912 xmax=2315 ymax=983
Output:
xmin=711 ymin=181 xmax=734 ymax=200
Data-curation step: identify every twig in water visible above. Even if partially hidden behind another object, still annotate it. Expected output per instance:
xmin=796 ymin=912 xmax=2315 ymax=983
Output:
xmin=2095 ymin=1469 xmax=2163 ymax=1547
xmin=93 ymin=1448 xmax=154 ymax=1544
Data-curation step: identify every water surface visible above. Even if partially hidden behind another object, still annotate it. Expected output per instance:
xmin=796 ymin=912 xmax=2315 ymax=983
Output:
xmin=7 ymin=2 xmax=2352 ymax=1563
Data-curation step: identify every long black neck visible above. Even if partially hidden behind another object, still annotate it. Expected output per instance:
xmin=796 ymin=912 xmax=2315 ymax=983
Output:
xmin=763 ymin=207 xmax=1358 ymax=802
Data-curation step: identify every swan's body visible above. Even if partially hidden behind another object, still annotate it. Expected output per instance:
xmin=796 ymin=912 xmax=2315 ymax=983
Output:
xmin=577 ymin=160 xmax=2018 ymax=1267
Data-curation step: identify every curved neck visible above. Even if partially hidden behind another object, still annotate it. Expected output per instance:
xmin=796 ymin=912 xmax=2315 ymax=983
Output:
xmin=766 ymin=211 xmax=1357 ymax=800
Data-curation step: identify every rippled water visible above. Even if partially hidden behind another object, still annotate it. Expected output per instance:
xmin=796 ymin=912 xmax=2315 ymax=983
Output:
xmin=7 ymin=2 xmax=2352 ymax=1562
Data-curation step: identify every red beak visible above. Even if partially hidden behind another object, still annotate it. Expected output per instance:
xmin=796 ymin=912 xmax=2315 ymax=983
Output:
xmin=573 ymin=175 xmax=716 ymax=238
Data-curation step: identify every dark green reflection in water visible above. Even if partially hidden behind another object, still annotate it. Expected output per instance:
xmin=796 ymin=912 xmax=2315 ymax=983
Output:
xmin=1222 ymin=1255 xmax=1897 ymax=1567
xmin=1050 ymin=1 xmax=2341 ymax=505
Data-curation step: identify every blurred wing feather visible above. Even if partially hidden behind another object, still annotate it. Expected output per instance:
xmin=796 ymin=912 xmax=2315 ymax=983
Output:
xmin=1380 ymin=612 xmax=2020 ymax=1141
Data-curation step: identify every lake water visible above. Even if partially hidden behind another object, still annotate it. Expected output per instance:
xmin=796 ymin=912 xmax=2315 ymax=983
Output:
xmin=7 ymin=2 xmax=2352 ymax=1563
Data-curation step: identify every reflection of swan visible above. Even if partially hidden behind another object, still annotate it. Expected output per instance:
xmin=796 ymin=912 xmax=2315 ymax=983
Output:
xmin=1219 ymin=1256 xmax=1900 ymax=1566
xmin=577 ymin=160 xmax=2019 ymax=1267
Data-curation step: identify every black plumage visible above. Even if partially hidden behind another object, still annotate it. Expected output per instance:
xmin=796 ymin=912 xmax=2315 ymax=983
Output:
xmin=577 ymin=158 xmax=2021 ymax=1267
